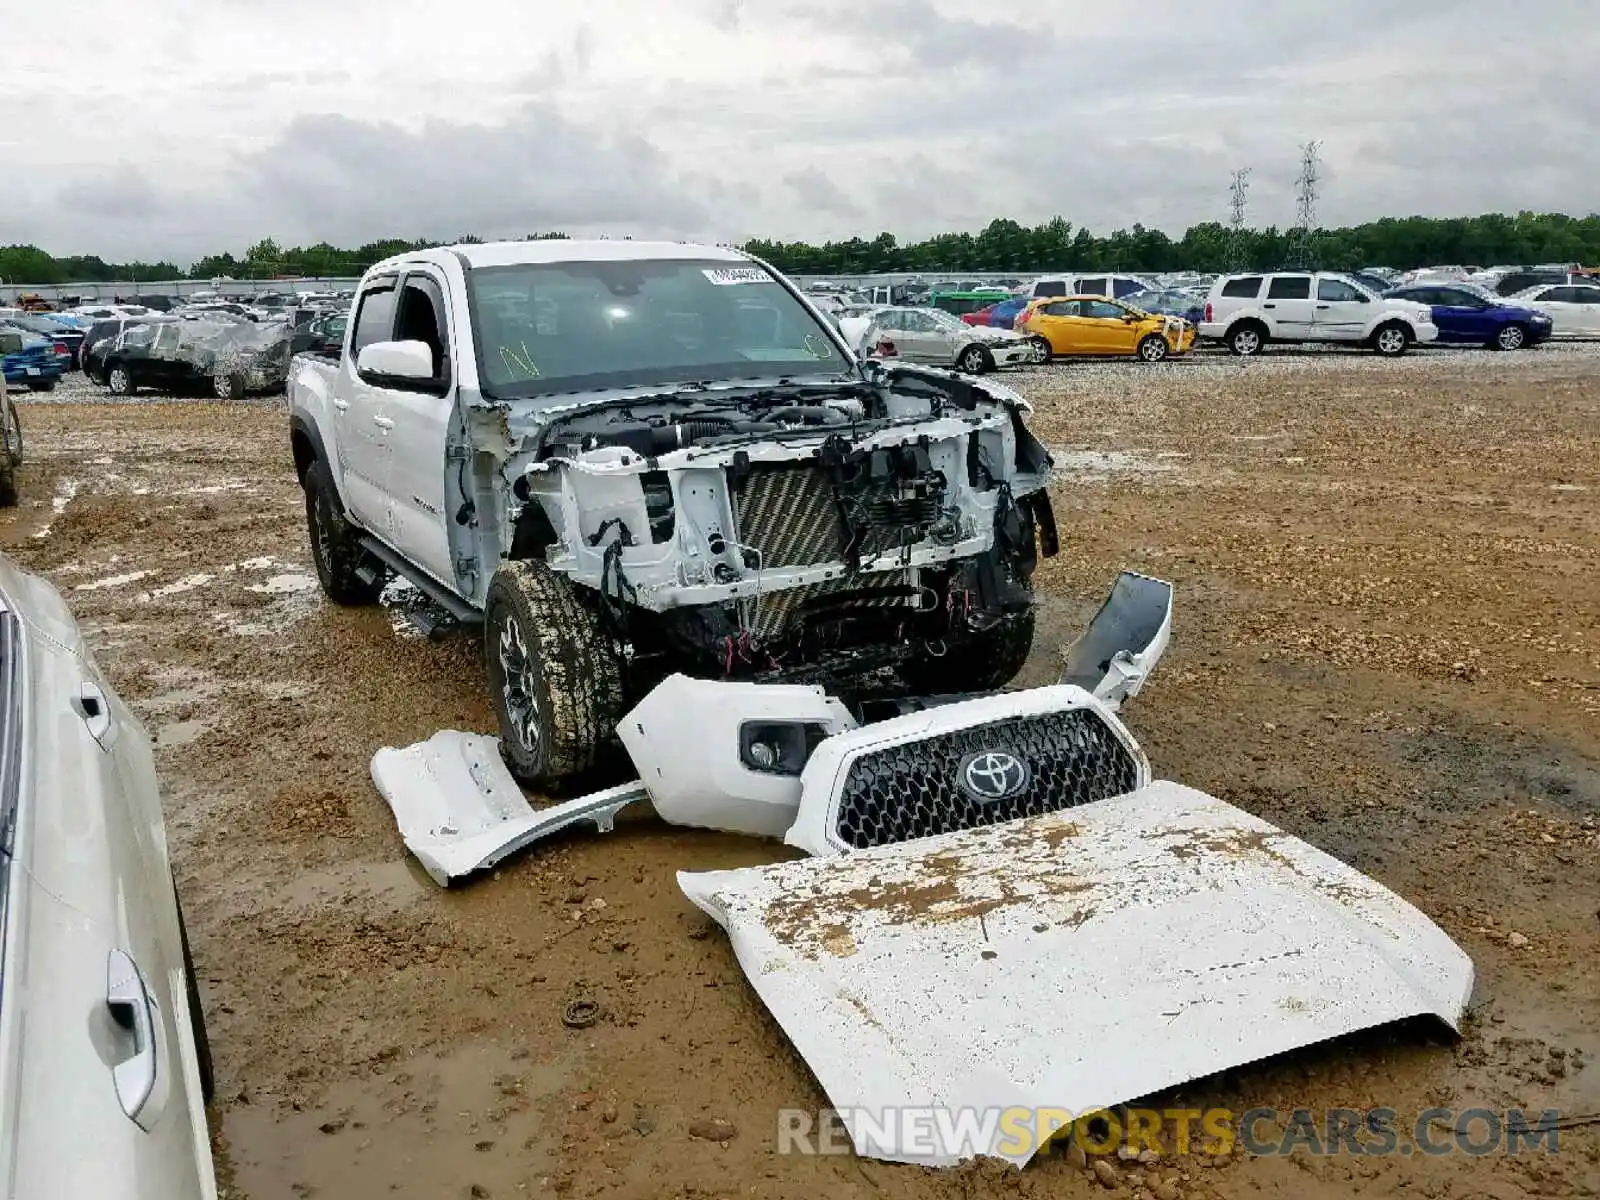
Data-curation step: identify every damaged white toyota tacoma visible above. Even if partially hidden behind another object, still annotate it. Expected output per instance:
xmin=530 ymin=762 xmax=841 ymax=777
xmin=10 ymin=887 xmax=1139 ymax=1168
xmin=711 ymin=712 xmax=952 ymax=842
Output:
xmin=289 ymin=241 xmax=1058 ymax=788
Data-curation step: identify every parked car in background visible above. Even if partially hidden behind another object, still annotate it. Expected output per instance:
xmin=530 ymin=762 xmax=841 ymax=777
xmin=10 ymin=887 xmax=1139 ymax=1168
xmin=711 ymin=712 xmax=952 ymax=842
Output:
xmin=69 ymin=304 xmax=151 ymax=322
xmin=1509 ymin=282 xmax=1600 ymax=337
xmin=1201 ymin=272 xmax=1437 ymax=356
xmin=0 ymin=553 xmax=218 ymax=1197
xmin=1492 ymin=269 xmax=1573 ymax=297
xmin=863 ymin=306 xmax=1044 ymax=372
xmin=980 ymin=296 xmax=1034 ymax=330
xmin=1025 ymin=274 xmax=1156 ymax=301
xmin=1016 ymin=295 xmax=1196 ymax=363
xmin=924 ymin=289 xmax=1011 ymax=317
xmin=0 ymin=334 xmax=25 ymax=505
xmin=0 ymin=313 xmax=86 ymax=367
xmin=133 ymin=295 xmax=176 ymax=312
xmin=87 ymin=317 xmax=292 ymax=398
xmin=1383 ymin=283 xmax=1551 ymax=350
xmin=1121 ymin=288 xmax=1206 ymax=325
xmin=0 ymin=324 xmax=68 ymax=392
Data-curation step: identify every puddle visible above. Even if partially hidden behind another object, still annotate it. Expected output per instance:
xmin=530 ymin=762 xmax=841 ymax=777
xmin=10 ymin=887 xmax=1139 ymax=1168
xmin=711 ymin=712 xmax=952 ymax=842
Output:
xmin=222 ymin=1044 xmax=573 ymax=1199
xmin=245 ymin=573 xmax=317 ymax=596
xmin=75 ymin=569 xmax=154 ymax=593
xmin=272 ymin=859 xmax=431 ymax=914
xmin=1050 ymin=448 xmax=1180 ymax=481
xmin=140 ymin=572 xmax=216 ymax=600
xmin=32 ymin=478 xmax=80 ymax=539
xmin=154 ymin=719 xmax=209 ymax=748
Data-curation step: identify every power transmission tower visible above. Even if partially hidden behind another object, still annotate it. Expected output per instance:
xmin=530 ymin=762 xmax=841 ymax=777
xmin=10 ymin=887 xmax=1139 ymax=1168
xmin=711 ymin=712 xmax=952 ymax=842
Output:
xmin=1288 ymin=140 xmax=1322 ymax=268
xmin=1227 ymin=167 xmax=1252 ymax=271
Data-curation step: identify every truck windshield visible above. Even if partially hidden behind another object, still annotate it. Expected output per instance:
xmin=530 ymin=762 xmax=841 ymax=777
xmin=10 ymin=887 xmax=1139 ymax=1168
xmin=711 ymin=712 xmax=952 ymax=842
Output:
xmin=467 ymin=259 xmax=853 ymax=399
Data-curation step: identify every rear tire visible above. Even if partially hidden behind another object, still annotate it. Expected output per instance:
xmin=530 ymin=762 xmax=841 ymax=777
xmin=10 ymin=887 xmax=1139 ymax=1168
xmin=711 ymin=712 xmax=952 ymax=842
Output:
xmin=900 ymin=608 xmax=1036 ymax=694
xmin=1494 ymin=323 xmax=1527 ymax=351
xmin=1372 ymin=322 xmax=1411 ymax=356
xmin=214 ymin=373 xmax=245 ymax=400
xmin=1227 ymin=322 xmax=1266 ymax=356
xmin=484 ymin=561 xmax=624 ymax=791
xmin=303 ymin=458 xmax=385 ymax=606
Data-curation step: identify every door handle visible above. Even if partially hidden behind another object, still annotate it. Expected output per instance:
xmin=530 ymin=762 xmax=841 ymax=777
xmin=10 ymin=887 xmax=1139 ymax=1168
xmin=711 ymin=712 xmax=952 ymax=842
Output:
xmin=332 ymin=398 xmax=349 ymax=411
xmin=74 ymin=681 xmax=115 ymax=749
xmin=1262 ymin=303 xmax=1276 ymax=309
xmin=372 ymin=416 xmax=395 ymax=430
xmin=106 ymin=949 xmax=159 ymax=1129
xmin=1316 ymin=304 xmax=1330 ymax=309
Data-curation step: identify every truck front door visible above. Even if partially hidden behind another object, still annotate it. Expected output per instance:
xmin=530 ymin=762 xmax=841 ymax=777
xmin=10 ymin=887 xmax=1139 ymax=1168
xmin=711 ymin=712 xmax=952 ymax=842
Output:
xmin=382 ymin=271 xmax=460 ymax=588
xmin=339 ymin=278 xmax=400 ymax=535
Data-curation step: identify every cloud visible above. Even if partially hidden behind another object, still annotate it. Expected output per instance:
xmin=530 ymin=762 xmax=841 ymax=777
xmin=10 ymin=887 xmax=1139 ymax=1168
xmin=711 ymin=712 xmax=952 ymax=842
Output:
xmin=783 ymin=167 xmax=861 ymax=218
xmin=2 ymin=0 xmax=1596 ymax=265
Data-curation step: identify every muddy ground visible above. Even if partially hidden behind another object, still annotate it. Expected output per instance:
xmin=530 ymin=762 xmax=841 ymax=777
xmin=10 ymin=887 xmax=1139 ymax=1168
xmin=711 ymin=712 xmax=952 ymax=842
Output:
xmin=4 ymin=348 xmax=1598 ymax=1200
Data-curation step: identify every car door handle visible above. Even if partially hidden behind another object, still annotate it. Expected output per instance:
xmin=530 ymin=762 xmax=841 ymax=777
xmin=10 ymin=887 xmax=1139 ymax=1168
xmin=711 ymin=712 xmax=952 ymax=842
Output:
xmin=332 ymin=398 xmax=349 ymax=411
xmin=1316 ymin=304 xmax=1331 ymax=309
xmin=1262 ymin=303 xmax=1276 ymax=309
xmin=372 ymin=416 xmax=395 ymax=430
xmin=74 ymin=681 xmax=116 ymax=749
xmin=106 ymin=949 xmax=159 ymax=1130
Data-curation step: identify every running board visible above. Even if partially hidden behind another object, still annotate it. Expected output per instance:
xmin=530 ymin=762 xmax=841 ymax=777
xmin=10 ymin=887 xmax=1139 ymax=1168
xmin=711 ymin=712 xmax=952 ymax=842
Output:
xmin=357 ymin=537 xmax=482 ymax=625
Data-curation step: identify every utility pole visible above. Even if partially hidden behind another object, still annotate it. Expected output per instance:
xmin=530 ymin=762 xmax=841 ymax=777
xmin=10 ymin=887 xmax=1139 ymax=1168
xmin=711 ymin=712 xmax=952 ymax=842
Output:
xmin=1227 ymin=167 xmax=1252 ymax=271
xmin=1288 ymin=140 xmax=1322 ymax=269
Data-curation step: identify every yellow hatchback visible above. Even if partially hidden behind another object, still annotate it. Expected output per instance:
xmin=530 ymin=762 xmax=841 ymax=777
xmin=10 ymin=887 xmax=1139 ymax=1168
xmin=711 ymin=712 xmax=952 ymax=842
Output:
xmin=1016 ymin=295 xmax=1197 ymax=362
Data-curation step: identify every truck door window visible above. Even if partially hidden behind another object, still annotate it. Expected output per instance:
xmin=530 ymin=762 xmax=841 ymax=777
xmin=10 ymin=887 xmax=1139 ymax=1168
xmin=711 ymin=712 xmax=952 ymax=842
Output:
xmin=351 ymin=281 xmax=399 ymax=355
xmin=395 ymin=276 xmax=451 ymax=385
xmin=1266 ymin=276 xmax=1311 ymax=300
xmin=1317 ymin=278 xmax=1367 ymax=302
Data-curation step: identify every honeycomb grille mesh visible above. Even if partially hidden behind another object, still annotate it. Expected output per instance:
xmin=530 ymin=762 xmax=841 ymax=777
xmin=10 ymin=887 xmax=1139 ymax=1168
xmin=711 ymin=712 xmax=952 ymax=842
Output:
xmin=833 ymin=708 xmax=1139 ymax=849
xmin=733 ymin=463 xmax=844 ymax=568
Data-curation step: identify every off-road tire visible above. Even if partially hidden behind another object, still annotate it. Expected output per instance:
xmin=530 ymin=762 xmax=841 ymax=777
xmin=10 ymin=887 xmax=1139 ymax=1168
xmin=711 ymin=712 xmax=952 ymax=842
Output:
xmin=303 ymin=457 xmax=384 ymax=606
xmin=173 ymin=881 xmax=215 ymax=1104
xmin=1494 ymin=323 xmax=1527 ymax=351
xmin=1372 ymin=322 xmax=1411 ymax=357
xmin=900 ymin=608 xmax=1037 ymax=694
xmin=1227 ymin=321 xmax=1267 ymax=356
xmin=1137 ymin=333 xmax=1170 ymax=363
xmin=956 ymin=345 xmax=994 ymax=374
xmin=484 ymin=560 xmax=624 ymax=791
xmin=2 ymin=396 xmax=21 ymax=468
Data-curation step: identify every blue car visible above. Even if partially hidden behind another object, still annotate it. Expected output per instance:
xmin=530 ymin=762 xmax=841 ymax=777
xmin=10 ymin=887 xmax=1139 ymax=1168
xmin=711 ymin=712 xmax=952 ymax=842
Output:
xmin=1383 ymin=284 xmax=1552 ymax=351
xmin=981 ymin=296 xmax=1032 ymax=330
xmin=0 ymin=325 xmax=68 ymax=392
xmin=1123 ymin=288 xmax=1206 ymax=325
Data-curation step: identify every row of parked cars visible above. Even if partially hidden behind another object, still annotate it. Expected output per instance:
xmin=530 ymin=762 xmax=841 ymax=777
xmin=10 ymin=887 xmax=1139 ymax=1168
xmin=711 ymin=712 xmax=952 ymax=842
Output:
xmin=0 ymin=295 xmax=351 ymax=399
xmin=816 ymin=262 xmax=1598 ymax=367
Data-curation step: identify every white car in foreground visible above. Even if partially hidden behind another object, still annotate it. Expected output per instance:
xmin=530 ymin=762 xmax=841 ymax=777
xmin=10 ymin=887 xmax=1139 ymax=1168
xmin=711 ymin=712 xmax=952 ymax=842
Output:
xmin=1511 ymin=281 xmax=1600 ymax=338
xmin=0 ymin=556 xmax=216 ymax=1199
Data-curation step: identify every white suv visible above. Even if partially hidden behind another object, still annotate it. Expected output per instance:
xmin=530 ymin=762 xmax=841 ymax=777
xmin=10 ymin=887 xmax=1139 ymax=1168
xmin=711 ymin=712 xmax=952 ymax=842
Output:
xmin=1200 ymin=272 xmax=1438 ymax=356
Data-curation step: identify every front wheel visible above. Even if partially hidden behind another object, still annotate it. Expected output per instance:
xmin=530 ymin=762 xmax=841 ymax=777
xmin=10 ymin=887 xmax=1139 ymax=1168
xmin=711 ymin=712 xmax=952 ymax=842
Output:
xmin=1028 ymin=337 xmax=1052 ymax=365
xmin=1136 ymin=333 xmax=1169 ymax=363
xmin=1494 ymin=323 xmax=1527 ymax=351
xmin=956 ymin=345 xmax=993 ymax=374
xmin=303 ymin=458 xmax=385 ymax=605
xmin=484 ymin=561 xmax=624 ymax=790
xmin=1372 ymin=323 xmax=1411 ymax=357
xmin=107 ymin=363 xmax=134 ymax=395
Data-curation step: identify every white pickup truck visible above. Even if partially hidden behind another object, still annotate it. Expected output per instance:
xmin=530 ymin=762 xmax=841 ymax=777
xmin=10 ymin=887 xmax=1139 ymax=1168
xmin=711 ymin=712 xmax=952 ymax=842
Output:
xmin=287 ymin=240 xmax=1060 ymax=789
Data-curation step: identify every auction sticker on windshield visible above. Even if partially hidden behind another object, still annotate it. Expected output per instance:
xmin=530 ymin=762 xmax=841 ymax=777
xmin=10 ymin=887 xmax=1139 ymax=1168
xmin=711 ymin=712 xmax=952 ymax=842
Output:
xmin=704 ymin=267 xmax=771 ymax=285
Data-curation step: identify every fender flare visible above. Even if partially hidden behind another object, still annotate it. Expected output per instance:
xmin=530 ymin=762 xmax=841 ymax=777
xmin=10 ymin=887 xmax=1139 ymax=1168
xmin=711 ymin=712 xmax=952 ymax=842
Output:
xmin=288 ymin=413 xmax=356 ymax=518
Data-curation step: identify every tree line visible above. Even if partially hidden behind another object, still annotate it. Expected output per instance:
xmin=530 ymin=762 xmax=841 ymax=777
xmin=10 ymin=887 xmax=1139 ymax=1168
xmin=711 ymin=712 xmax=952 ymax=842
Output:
xmin=4 ymin=211 xmax=1598 ymax=286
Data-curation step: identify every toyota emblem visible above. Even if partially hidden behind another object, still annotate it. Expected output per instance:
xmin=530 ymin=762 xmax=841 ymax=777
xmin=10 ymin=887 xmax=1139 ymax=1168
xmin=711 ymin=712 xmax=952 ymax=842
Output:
xmin=958 ymin=750 xmax=1030 ymax=803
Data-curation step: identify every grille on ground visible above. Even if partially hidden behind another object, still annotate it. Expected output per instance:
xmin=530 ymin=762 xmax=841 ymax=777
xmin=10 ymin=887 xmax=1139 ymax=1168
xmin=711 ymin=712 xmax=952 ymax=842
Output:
xmin=833 ymin=707 xmax=1139 ymax=849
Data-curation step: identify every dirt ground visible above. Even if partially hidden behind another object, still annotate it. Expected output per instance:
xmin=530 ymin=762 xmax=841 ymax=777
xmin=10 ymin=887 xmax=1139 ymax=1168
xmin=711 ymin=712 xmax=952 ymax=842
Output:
xmin=4 ymin=347 xmax=1598 ymax=1200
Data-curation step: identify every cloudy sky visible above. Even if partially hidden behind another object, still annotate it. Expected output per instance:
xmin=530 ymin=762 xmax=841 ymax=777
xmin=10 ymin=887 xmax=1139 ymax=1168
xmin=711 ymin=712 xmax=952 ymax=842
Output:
xmin=3 ymin=0 xmax=1596 ymax=264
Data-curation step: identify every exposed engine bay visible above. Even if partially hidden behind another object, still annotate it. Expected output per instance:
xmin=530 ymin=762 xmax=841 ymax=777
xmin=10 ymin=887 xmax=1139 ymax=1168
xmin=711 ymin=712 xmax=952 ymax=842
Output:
xmin=503 ymin=368 xmax=1056 ymax=695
